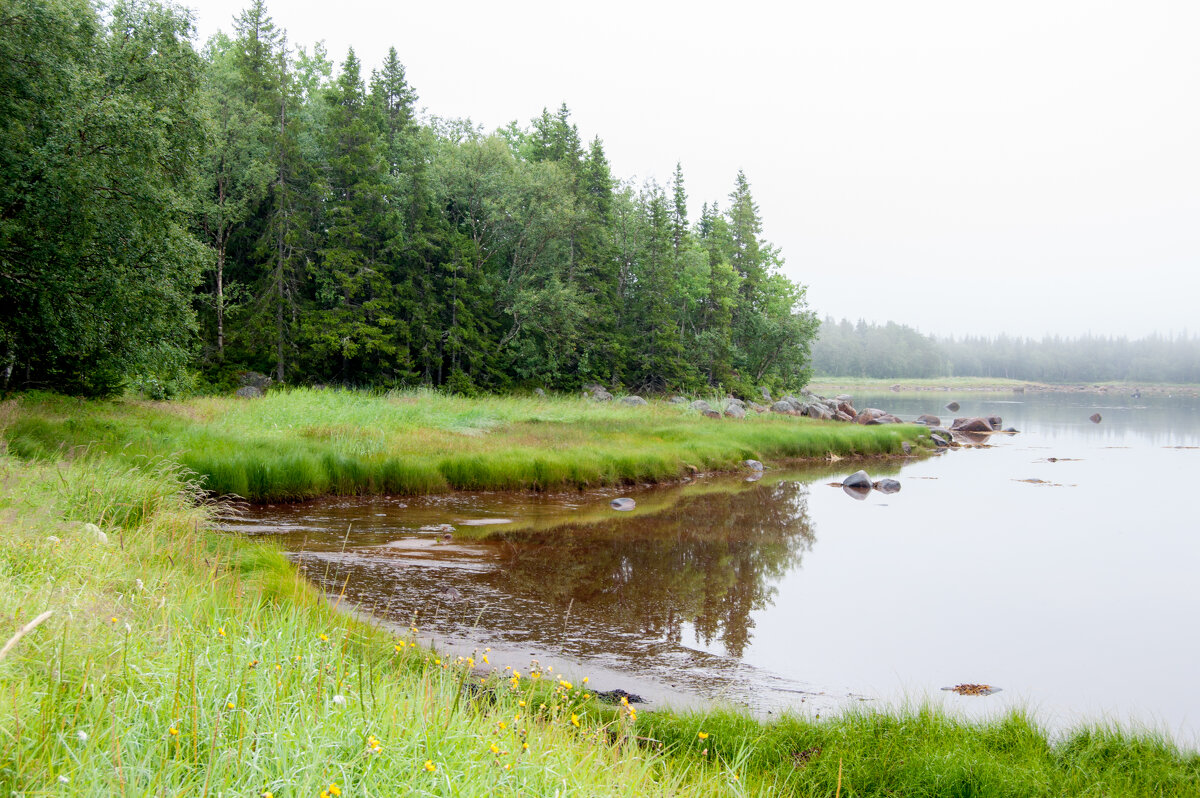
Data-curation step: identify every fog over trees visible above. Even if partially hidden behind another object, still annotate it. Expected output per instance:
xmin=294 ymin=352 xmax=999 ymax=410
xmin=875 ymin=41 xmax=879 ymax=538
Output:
xmin=813 ymin=318 xmax=1200 ymax=384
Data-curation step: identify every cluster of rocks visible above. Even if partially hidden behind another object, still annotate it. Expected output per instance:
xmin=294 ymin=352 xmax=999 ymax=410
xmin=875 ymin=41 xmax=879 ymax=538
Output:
xmin=919 ymin=414 xmax=1019 ymax=447
xmin=838 ymin=469 xmax=902 ymax=500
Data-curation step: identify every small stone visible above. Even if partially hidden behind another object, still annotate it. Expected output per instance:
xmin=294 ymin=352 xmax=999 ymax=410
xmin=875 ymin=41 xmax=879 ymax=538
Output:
xmin=1089 ymin=413 xmax=1102 ymax=423
xmin=842 ymin=470 xmax=872 ymax=489
xmin=945 ymin=401 xmax=960 ymax=412
xmin=873 ymin=478 xmax=902 ymax=494
xmin=534 ymin=388 xmax=546 ymax=398
xmin=610 ymin=498 xmax=636 ymax=511
xmin=743 ymin=459 xmax=764 ymax=472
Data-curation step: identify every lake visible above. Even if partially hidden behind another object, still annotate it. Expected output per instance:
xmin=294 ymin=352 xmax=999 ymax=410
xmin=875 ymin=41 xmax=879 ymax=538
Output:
xmin=227 ymin=389 xmax=1200 ymax=746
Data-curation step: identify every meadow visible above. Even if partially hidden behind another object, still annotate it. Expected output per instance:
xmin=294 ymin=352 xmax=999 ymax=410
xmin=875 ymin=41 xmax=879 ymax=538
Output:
xmin=2 ymin=389 xmax=926 ymax=502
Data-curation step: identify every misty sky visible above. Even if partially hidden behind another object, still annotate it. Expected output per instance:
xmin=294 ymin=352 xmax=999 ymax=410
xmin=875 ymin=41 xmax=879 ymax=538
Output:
xmin=188 ymin=0 xmax=1199 ymax=339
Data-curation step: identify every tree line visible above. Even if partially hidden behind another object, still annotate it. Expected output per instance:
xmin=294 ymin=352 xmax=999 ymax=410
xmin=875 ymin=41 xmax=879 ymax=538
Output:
xmin=1 ymin=0 xmax=818 ymax=397
xmin=813 ymin=318 xmax=1200 ymax=384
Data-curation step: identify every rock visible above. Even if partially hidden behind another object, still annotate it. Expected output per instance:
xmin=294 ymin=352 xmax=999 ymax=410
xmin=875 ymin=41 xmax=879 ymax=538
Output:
xmin=782 ymin=395 xmax=804 ymax=410
xmin=235 ymin=386 xmax=262 ymax=399
xmin=837 ymin=400 xmax=856 ymax=416
xmin=724 ymin=404 xmax=746 ymax=419
xmin=806 ymin=404 xmax=833 ymax=420
xmin=842 ymin=470 xmax=872 ymax=490
xmin=771 ymin=401 xmax=795 ymax=414
xmin=748 ymin=401 xmax=768 ymax=413
xmin=238 ymin=371 xmax=273 ymax=390
xmin=620 ymin=395 xmax=648 ymax=406
xmin=835 ymin=394 xmax=853 ymax=403
xmin=835 ymin=410 xmax=854 ymax=422
xmin=1090 ymin=413 xmax=1102 ymax=423
xmin=890 ymin=384 xmax=901 ymax=391
xmin=945 ymin=401 xmax=960 ymax=412
xmin=438 ymin=586 xmax=463 ymax=602
xmin=596 ymin=688 xmax=646 ymax=705
xmin=873 ymin=478 xmax=902 ymax=494
xmin=534 ymin=388 xmax=547 ymax=398
xmin=610 ymin=498 xmax=636 ymax=511
xmin=669 ymin=396 xmax=688 ymax=404
xmin=701 ymin=409 xmax=722 ymax=419
xmin=854 ymin=408 xmax=886 ymax=424
xmin=760 ymin=386 xmax=772 ymax=401
xmin=985 ymin=415 xmax=1003 ymax=430
xmin=590 ymin=388 xmax=613 ymax=401
xmin=916 ymin=414 xmax=941 ymax=426
xmin=951 ymin=417 xmax=994 ymax=433
xmin=842 ymin=484 xmax=871 ymax=501
xmin=901 ymin=441 xmax=912 ymax=455
xmin=931 ymin=433 xmax=950 ymax=447
xmin=743 ymin=459 xmax=764 ymax=472
xmin=689 ymin=399 xmax=714 ymax=413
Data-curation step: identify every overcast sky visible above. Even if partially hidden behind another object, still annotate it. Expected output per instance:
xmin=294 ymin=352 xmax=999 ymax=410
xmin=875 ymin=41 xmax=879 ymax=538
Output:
xmin=188 ymin=0 xmax=1199 ymax=339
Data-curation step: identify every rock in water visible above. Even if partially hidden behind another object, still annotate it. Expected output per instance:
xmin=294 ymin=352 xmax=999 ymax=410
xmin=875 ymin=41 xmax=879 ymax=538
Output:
xmin=916 ymin=414 xmax=941 ymax=426
xmin=873 ymin=478 xmax=901 ymax=494
xmin=945 ymin=401 xmax=960 ymax=412
xmin=842 ymin=470 xmax=872 ymax=489
xmin=1090 ymin=413 xmax=1102 ymax=423
xmin=610 ymin=498 xmax=636 ymax=511
xmin=842 ymin=484 xmax=871 ymax=501
xmin=743 ymin=459 xmax=764 ymax=472
xmin=951 ymin=417 xmax=994 ymax=433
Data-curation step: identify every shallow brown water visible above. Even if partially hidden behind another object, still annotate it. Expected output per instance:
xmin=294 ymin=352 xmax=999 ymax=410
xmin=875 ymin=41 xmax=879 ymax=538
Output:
xmin=227 ymin=391 xmax=1200 ymax=744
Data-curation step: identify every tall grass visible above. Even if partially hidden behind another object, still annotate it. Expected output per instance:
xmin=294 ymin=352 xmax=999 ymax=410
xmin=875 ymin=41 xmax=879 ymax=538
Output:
xmin=3 ymin=390 xmax=928 ymax=501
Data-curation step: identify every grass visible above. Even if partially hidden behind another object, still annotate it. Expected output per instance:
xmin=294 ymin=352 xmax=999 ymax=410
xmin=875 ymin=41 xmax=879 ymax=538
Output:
xmin=1 ymin=395 xmax=1198 ymax=795
xmin=2 ymin=389 xmax=929 ymax=502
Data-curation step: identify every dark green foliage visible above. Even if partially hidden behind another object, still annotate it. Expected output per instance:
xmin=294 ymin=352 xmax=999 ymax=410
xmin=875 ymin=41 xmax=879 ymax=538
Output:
xmin=3 ymin=2 xmax=820 ymax=396
xmin=1 ymin=0 xmax=207 ymax=395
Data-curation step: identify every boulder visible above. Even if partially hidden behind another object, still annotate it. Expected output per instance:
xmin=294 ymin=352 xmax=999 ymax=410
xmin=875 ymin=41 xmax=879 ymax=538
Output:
xmin=239 ymin=371 xmax=273 ymax=390
xmin=610 ymin=498 xmax=636 ymax=511
xmin=620 ymin=395 xmax=648 ymax=406
xmin=534 ymin=387 xmax=547 ymax=398
xmin=725 ymin=396 xmax=746 ymax=410
xmin=760 ymin=386 xmax=772 ymax=401
xmin=931 ymin=433 xmax=950 ymax=447
xmin=724 ymin=404 xmax=747 ymax=420
xmin=835 ymin=394 xmax=853 ymax=403
xmin=945 ymin=401 xmax=960 ymax=412
xmin=235 ymin=386 xmax=262 ymax=399
xmin=689 ymin=399 xmax=714 ymax=413
xmin=854 ymin=408 xmax=886 ymax=424
xmin=835 ymin=410 xmax=855 ymax=422
xmin=590 ymin=388 xmax=613 ymax=402
xmin=1090 ymin=413 xmax=1102 ymax=424
xmin=951 ymin=417 xmax=993 ymax=433
xmin=743 ymin=459 xmax=764 ymax=472
xmin=901 ymin=441 xmax=912 ymax=455
xmin=837 ymin=400 xmax=857 ymax=416
xmin=986 ymin=415 xmax=1003 ymax=430
xmin=916 ymin=414 xmax=941 ymax=426
xmin=669 ymin=396 xmax=688 ymax=404
xmin=806 ymin=404 xmax=833 ymax=420
xmin=701 ymin=409 xmax=722 ymax=419
xmin=782 ymin=394 xmax=804 ymax=409
xmin=866 ymin=414 xmax=903 ymax=425
xmin=842 ymin=470 xmax=872 ymax=490
xmin=771 ymin=401 xmax=796 ymax=414
xmin=748 ymin=401 xmax=768 ymax=413
xmin=873 ymin=478 xmax=902 ymax=494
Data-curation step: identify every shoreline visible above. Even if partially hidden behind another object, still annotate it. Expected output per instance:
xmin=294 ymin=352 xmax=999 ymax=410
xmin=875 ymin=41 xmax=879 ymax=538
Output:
xmin=809 ymin=377 xmax=1200 ymax=397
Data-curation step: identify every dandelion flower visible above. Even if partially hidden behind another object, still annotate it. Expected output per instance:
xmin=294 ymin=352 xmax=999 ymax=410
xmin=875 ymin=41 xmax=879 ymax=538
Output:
xmin=504 ymin=763 xmax=511 ymax=771
xmin=227 ymin=701 xmax=235 ymax=710
xmin=570 ymin=713 xmax=580 ymax=728
xmin=76 ymin=731 xmax=88 ymax=742
xmin=319 ymin=633 xmax=329 ymax=642
xmin=697 ymin=731 xmax=708 ymax=740
xmin=109 ymin=617 xmax=118 ymax=624
xmin=424 ymin=760 xmax=436 ymax=772
xmin=482 ymin=655 xmax=489 ymax=664
xmin=218 ymin=626 xmax=226 ymax=637
xmin=168 ymin=727 xmax=179 ymax=737
xmin=497 ymin=721 xmax=507 ymax=730
xmin=518 ymin=700 xmax=526 ymax=708
xmin=262 ymin=792 xmax=274 ymax=798
xmin=522 ymin=742 xmax=529 ymax=751
xmin=328 ymin=784 xmax=342 ymax=796
xmin=489 ymin=743 xmax=500 ymax=754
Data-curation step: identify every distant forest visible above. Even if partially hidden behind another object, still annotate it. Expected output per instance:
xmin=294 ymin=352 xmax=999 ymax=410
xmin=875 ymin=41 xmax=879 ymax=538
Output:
xmin=1 ymin=0 xmax=818 ymax=397
xmin=813 ymin=318 xmax=1200 ymax=384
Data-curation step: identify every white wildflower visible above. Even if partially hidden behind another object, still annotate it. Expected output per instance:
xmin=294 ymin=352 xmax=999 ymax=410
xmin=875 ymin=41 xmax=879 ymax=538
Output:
xmin=331 ymin=694 xmax=346 ymax=706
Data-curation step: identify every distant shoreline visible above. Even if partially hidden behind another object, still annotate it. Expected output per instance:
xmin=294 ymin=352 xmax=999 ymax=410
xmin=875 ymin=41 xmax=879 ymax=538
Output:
xmin=808 ymin=377 xmax=1200 ymax=397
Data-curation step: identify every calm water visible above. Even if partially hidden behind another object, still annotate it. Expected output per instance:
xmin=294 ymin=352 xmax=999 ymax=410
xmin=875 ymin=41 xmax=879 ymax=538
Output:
xmin=227 ymin=390 xmax=1200 ymax=744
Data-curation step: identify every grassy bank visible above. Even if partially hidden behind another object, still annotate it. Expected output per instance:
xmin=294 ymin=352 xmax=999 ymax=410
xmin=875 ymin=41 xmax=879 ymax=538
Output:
xmin=2 ymin=389 xmax=927 ymax=502
xmin=2 ymin=454 xmax=1197 ymax=796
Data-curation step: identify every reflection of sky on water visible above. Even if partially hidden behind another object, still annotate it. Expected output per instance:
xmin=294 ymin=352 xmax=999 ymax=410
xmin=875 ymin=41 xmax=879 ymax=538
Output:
xmin=228 ymin=391 xmax=1200 ymax=746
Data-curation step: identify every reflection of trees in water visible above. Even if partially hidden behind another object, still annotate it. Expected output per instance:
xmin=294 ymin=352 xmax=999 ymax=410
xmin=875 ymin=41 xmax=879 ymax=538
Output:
xmin=487 ymin=481 xmax=815 ymax=657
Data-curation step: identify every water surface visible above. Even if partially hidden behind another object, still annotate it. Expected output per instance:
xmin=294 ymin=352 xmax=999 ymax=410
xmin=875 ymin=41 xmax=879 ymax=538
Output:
xmin=228 ymin=390 xmax=1200 ymax=745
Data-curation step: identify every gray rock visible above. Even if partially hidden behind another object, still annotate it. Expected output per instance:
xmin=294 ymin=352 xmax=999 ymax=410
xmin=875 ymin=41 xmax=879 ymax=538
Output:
xmin=916 ymin=414 xmax=941 ymax=426
xmin=590 ymin=388 xmax=613 ymax=402
xmin=620 ymin=395 xmax=648 ymax=406
xmin=931 ymin=433 xmax=950 ymax=447
xmin=945 ymin=401 xmax=960 ymax=412
xmin=669 ymin=396 xmax=688 ymax=404
xmin=239 ymin=371 xmax=273 ymax=390
xmin=1090 ymin=413 xmax=1102 ymax=423
xmin=748 ymin=401 xmax=768 ymax=413
xmin=438 ymin=586 xmax=463 ymax=602
xmin=760 ymin=386 xmax=772 ymax=401
xmin=1003 ymin=427 xmax=1020 ymax=433
xmin=743 ymin=459 xmax=764 ymax=472
xmin=986 ymin=415 xmax=1003 ymax=430
xmin=901 ymin=441 xmax=912 ymax=455
xmin=951 ymin=417 xmax=993 ymax=433
xmin=873 ymin=478 xmax=902 ymax=494
xmin=689 ymin=399 xmax=714 ymax=413
xmin=701 ymin=409 xmax=722 ymax=419
xmin=835 ymin=410 xmax=855 ymax=422
xmin=610 ymin=497 xmax=636 ymax=511
xmin=835 ymin=394 xmax=853 ymax=403
xmin=725 ymin=397 xmax=746 ymax=409
xmin=534 ymin=388 xmax=547 ymax=398
xmin=235 ymin=386 xmax=263 ymax=399
xmin=771 ymin=401 xmax=795 ymax=414
xmin=724 ymin=404 xmax=746 ymax=419
xmin=842 ymin=470 xmax=872 ymax=489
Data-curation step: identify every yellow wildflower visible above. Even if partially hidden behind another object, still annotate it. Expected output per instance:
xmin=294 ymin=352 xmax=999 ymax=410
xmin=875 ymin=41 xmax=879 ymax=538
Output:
xmin=328 ymin=784 xmax=341 ymax=797
xmin=482 ymin=655 xmax=489 ymax=664
xmin=518 ymin=700 xmax=526 ymax=707
xmin=522 ymin=742 xmax=529 ymax=751
xmin=570 ymin=713 xmax=580 ymax=728
xmin=109 ymin=617 xmax=117 ymax=624
xmin=262 ymin=792 xmax=274 ymax=798
xmin=227 ymin=701 xmax=235 ymax=710
xmin=489 ymin=743 xmax=500 ymax=754
xmin=168 ymin=727 xmax=179 ymax=736
xmin=319 ymin=633 xmax=329 ymax=642
xmin=504 ymin=763 xmax=511 ymax=771
xmin=698 ymin=731 xmax=708 ymax=739
xmin=424 ymin=760 xmax=436 ymax=772
xmin=218 ymin=626 xmax=226 ymax=637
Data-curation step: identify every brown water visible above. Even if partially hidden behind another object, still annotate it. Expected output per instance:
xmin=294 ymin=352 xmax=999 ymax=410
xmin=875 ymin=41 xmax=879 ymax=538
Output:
xmin=227 ymin=390 xmax=1200 ymax=745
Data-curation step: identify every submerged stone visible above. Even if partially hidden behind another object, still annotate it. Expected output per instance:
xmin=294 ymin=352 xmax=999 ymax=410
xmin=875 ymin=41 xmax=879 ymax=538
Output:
xmin=610 ymin=497 xmax=636 ymax=511
xmin=1090 ymin=413 xmax=1103 ymax=423
xmin=873 ymin=478 xmax=902 ymax=494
